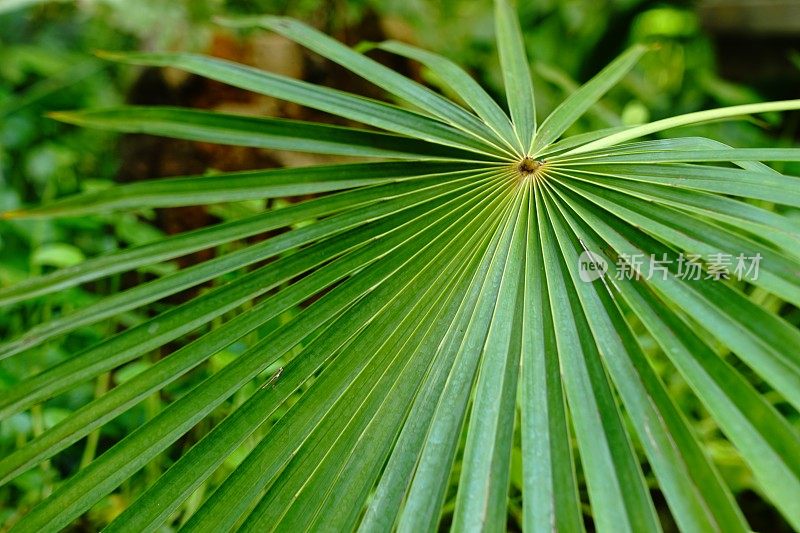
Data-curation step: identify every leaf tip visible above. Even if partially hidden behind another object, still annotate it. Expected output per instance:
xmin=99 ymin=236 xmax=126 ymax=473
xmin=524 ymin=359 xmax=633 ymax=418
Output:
xmin=643 ymin=41 xmax=662 ymax=53
xmin=1 ymin=209 xmax=23 ymax=220
xmin=94 ymin=50 xmax=124 ymax=61
xmin=212 ymin=15 xmax=237 ymax=26
xmin=213 ymin=14 xmax=280 ymax=29
xmin=353 ymin=40 xmax=379 ymax=54
xmin=46 ymin=111 xmax=80 ymax=124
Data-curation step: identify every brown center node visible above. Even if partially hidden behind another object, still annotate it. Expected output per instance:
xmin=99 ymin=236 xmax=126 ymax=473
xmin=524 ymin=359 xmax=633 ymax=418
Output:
xmin=518 ymin=157 xmax=545 ymax=177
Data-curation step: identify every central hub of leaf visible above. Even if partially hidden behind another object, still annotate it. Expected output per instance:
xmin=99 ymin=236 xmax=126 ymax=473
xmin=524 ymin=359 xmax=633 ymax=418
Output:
xmin=518 ymin=157 xmax=545 ymax=178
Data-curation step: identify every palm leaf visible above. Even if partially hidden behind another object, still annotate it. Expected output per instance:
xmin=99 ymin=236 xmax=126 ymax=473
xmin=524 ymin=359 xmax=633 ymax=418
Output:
xmin=3 ymin=2 xmax=800 ymax=531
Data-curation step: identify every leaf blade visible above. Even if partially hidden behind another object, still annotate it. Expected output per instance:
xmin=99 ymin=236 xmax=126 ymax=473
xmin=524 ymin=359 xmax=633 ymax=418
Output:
xmin=377 ymin=40 xmax=522 ymax=155
xmin=532 ymin=45 xmax=646 ymax=153
xmin=494 ymin=0 xmax=537 ymax=150
xmin=216 ymin=17 xmax=515 ymax=158
xmin=96 ymin=50 xmax=511 ymax=158
xmin=15 ymin=161 xmax=481 ymax=217
xmin=50 ymin=107 xmax=490 ymax=160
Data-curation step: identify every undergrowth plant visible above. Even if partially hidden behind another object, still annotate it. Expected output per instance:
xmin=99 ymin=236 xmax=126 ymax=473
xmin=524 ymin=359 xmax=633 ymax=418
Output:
xmin=2 ymin=1 xmax=800 ymax=531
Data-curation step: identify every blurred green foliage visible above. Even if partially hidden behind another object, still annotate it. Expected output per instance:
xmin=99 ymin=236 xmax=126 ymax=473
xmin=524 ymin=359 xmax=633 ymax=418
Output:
xmin=1 ymin=0 xmax=798 ymax=529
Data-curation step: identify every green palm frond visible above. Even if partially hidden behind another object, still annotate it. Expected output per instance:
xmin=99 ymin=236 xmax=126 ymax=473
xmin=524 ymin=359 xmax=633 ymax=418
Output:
xmin=2 ymin=1 xmax=800 ymax=531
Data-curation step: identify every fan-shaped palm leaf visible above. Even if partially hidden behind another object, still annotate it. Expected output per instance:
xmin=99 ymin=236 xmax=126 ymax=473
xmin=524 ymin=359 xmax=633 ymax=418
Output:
xmin=2 ymin=1 xmax=800 ymax=531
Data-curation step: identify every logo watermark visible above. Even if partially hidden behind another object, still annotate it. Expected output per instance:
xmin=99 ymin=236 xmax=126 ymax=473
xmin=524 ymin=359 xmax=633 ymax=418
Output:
xmin=578 ymin=250 xmax=609 ymax=282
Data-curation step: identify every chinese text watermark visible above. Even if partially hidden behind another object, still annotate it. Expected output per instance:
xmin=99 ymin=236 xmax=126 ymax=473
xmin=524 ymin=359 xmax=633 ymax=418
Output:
xmin=578 ymin=251 xmax=762 ymax=283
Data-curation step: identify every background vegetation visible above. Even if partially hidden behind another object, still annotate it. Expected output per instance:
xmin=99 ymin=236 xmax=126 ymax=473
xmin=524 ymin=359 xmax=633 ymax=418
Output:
xmin=1 ymin=0 xmax=798 ymax=530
